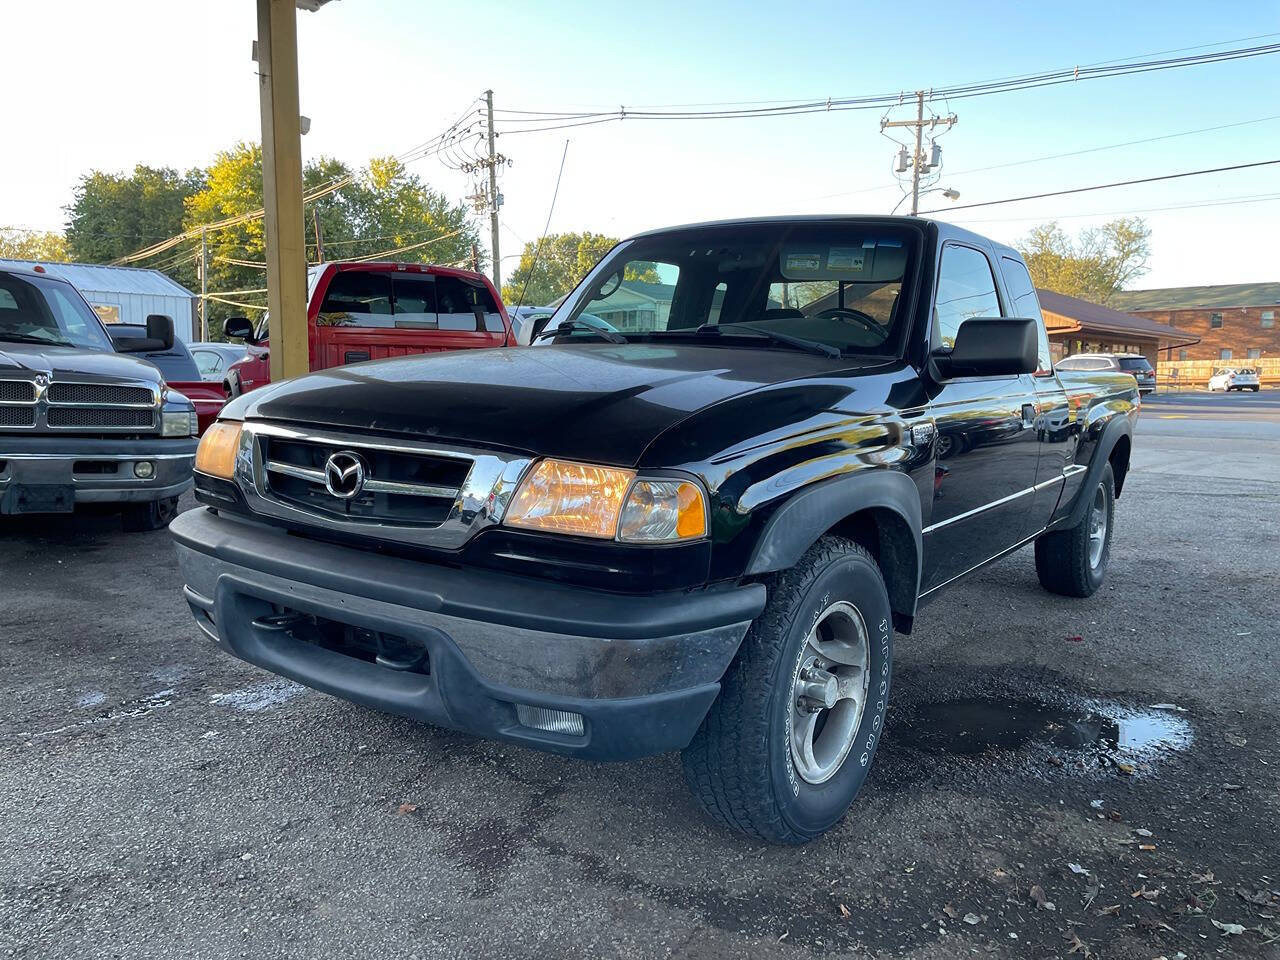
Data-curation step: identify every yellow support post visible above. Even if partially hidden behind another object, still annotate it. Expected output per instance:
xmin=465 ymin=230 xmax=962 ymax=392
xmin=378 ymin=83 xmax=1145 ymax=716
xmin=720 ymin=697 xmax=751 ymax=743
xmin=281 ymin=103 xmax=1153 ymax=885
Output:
xmin=256 ymin=0 xmax=309 ymax=382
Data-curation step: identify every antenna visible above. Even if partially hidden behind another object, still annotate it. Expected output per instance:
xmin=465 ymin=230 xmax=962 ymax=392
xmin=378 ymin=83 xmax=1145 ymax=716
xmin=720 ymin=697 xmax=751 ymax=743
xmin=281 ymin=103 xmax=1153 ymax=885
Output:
xmin=513 ymin=140 xmax=570 ymax=318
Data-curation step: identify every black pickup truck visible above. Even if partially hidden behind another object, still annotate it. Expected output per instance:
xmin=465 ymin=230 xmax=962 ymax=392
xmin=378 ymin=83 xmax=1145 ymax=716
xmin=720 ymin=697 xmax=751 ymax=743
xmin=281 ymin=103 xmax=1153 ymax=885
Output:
xmin=1 ymin=267 xmax=199 ymax=529
xmin=173 ymin=216 xmax=1138 ymax=843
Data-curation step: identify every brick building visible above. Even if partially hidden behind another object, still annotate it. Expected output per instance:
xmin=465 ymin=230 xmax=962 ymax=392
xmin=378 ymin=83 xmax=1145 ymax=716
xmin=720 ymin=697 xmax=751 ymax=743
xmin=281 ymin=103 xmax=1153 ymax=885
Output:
xmin=1110 ymin=282 xmax=1280 ymax=387
xmin=1036 ymin=289 xmax=1191 ymax=368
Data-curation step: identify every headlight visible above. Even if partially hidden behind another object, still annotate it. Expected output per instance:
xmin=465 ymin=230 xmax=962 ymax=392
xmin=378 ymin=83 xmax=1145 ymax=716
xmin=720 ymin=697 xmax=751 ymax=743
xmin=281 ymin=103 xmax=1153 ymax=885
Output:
xmin=505 ymin=459 xmax=635 ymax=538
xmin=195 ymin=421 xmax=242 ymax=479
xmin=617 ymin=479 xmax=707 ymax=543
xmin=504 ymin=459 xmax=707 ymax=542
xmin=162 ymin=410 xmax=197 ymax=437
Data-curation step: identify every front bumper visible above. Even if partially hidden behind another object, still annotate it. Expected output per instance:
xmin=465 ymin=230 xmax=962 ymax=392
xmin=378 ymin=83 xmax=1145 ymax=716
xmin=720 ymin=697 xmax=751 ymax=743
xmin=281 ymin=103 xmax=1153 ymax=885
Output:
xmin=171 ymin=507 xmax=765 ymax=760
xmin=0 ymin=435 xmax=196 ymax=514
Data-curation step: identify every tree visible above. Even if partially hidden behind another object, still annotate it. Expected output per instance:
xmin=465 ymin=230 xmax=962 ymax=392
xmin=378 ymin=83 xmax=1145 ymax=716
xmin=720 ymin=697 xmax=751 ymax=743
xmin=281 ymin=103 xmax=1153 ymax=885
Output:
xmin=65 ymin=164 xmax=205 ymax=289
xmin=1016 ymin=217 xmax=1151 ymax=304
xmin=182 ymin=144 xmax=481 ymax=336
xmin=502 ymin=232 xmax=621 ymax=306
xmin=0 ymin=228 xmax=68 ymax=262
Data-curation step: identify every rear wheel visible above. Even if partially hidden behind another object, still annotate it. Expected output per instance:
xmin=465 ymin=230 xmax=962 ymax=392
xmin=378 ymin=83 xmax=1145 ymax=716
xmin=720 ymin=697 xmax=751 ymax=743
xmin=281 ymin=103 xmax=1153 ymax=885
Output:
xmin=681 ymin=537 xmax=893 ymax=844
xmin=1035 ymin=462 xmax=1115 ymax=597
xmin=122 ymin=496 xmax=179 ymax=532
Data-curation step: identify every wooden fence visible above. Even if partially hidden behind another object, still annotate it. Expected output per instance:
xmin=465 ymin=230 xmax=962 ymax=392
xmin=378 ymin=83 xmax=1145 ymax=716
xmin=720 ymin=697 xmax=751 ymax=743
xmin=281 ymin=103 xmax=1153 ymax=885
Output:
xmin=1157 ymin=357 xmax=1278 ymax=389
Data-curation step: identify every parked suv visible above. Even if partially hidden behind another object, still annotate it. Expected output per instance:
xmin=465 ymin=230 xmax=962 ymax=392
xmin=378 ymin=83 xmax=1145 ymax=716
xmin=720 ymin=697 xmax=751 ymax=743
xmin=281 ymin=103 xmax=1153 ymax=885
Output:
xmin=175 ymin=216 xmax=1138 ymax=843
xmin=0 ymin=267 xmax=198 ymax=530
xmin=1056 ymin=352 xmax=1155 ymax=394
xmin=222 ymin=261 xmax=513 ymax=395
xmin=1208 ymin=367 xmax=1261 ymax=392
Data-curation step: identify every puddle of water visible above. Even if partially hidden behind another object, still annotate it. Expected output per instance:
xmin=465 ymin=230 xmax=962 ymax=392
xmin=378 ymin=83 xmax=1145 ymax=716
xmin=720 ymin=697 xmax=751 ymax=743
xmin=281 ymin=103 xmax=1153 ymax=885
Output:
xmin=210 ymin=678 xmax=306 ymax=713
xmin=896 ymin=696 xmax=1192 ymax=764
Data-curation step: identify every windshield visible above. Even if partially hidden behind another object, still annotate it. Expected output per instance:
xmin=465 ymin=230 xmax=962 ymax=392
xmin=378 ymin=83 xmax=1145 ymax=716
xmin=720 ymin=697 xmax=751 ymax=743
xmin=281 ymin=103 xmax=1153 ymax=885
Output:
xmin=0 ymin=271 xmax=114 ymax=351
xmin=1118 ymin=357 xmax=1153 ymax=372
xmin=539 ymin=222 xmax=917 ymax=356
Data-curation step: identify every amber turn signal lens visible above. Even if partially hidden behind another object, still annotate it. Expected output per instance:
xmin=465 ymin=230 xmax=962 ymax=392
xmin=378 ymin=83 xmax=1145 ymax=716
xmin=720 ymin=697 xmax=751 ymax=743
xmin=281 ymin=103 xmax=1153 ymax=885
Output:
xmin=194 ymin=420 xmax=242 ymax=479
xmin=505 ymin=459 xmax=636 ymax=538
xmin=618 ymin=479 xmax=708 ymax=543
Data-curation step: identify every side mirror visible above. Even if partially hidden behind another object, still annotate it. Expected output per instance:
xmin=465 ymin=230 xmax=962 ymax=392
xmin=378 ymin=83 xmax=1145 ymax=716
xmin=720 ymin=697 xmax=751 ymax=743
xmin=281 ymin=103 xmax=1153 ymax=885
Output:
xmin=224 ymin=316 xmax=257 ymax=343
xmin=110 ymin=315 xmax=175 ymax=353
xmin=145 ymin=314 xmax=175 ymax=351
xmin=931 ymin=317 xmax=1038 ymax=379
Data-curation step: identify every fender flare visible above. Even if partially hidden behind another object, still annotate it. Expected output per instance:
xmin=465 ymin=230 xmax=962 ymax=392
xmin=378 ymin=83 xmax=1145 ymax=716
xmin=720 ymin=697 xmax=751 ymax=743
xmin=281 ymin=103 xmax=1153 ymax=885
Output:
xmin=744 ymin=469 xmax=923 ymax=618
xmin=1061 ymin=413 xmax=1133 ymax=528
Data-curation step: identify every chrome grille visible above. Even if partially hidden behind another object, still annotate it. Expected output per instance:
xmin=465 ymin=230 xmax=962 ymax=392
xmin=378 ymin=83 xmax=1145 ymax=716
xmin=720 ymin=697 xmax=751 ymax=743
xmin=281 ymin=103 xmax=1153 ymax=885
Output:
xmin=0 ymin=381 xmax=35 ymax=403
xmin=261 ymin=434 xmax=473 ymax=527
xmin=47 ymin=382 xmax=153 ymax=406
xmin=234 ymin=422 xmax=532 ymax=550
xmin=0 ymin=405 xmax=36 ymax=427
xmin=47 ymin=407 xmax=155 ymax=428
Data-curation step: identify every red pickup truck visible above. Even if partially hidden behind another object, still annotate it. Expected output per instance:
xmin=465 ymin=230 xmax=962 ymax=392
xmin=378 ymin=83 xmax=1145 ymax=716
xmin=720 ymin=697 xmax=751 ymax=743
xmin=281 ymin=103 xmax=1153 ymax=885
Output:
xmin=223 ymin=262 xmax=513 ymax=395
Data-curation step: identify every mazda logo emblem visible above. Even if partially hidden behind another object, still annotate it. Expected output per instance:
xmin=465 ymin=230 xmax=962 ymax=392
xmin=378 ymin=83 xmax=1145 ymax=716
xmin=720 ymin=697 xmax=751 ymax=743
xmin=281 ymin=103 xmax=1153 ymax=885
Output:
xmin=323 ymin=450 xmax=367 ymax=500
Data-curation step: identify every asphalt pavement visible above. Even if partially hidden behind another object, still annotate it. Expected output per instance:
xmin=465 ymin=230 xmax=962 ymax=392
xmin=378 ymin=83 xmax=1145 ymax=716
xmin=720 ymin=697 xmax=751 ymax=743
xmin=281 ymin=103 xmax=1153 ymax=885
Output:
xmin=2 ymin=391 xmax=1278 ymax=960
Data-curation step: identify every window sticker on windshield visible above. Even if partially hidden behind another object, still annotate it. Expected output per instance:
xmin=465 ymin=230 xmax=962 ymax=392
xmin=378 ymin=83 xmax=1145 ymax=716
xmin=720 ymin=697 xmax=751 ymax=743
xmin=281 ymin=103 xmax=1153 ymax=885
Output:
xmin=784 ymin=252 xmax=823 ymax=273
xmin=826 ymin=248 xmax=866 ymax=271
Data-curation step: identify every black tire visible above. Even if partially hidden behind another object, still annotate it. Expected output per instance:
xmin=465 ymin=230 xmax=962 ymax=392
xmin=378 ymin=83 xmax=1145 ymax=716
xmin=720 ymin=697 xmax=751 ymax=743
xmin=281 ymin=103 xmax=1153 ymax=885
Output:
xmin=1034 ymin=462 xmax=1115 ymax=597
xmin=681 ymin=537 xmax=893 ymax=844
xmin=121 ymin=496 xmax=179 ymax=532
xmin=1252 ymin=386 xmax=1260 ymax=392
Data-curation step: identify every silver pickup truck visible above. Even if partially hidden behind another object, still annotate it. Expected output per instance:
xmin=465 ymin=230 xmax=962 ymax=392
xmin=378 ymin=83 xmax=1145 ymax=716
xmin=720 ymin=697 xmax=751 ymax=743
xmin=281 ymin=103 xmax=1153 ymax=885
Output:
xmin=0 ymin=266 xmax=198 ymax=530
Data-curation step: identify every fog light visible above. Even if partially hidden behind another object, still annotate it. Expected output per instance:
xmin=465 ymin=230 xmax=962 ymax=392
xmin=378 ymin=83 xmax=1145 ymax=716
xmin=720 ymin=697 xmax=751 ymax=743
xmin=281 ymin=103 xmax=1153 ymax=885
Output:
xmin=515 ymin=704 xmax=584 ymax=737
xmin=134 ymin=461 xmax=155 ymax=479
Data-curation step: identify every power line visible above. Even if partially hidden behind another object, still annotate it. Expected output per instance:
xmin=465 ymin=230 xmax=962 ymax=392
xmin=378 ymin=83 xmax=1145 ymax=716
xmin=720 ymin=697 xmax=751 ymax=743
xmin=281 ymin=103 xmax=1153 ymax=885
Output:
xmin=918 ymin=159 xmax=1280 ymax=214
xmin=943 ymin=191 xmax=1280 ymax=224
xmin=493 ymin=32 xmax=1280 ymax=113
xmin=494 ymin=42 xmax=1280 ymax=131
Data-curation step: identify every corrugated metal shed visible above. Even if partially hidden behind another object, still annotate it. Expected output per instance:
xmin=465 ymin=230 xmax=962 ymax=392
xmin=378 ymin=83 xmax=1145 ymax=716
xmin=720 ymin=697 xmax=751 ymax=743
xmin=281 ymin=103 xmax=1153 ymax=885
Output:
xmin=0 ymin=258 xmax=198 ymax=342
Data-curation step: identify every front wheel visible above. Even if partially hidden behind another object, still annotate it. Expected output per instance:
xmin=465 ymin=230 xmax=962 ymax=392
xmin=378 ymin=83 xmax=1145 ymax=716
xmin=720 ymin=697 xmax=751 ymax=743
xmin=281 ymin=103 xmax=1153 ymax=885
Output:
xmin=681 ymin=537 xmax=893 ymax=844
xmin=1034 ymin=462 xmax=1115 ymax=597
xmin=121 ymin=496 xmax=179 ymax=532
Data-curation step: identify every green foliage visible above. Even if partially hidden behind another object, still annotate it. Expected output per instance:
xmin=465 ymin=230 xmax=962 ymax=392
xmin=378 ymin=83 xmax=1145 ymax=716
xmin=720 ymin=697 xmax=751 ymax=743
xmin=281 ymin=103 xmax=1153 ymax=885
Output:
xmin=65 ymin=164 xmax=205 ymax=289
xmin=1017 ymin=218 xmax=1151 ymax=304
xmin=0 ymin=228 xmax=68 ymax=262
xmin=61 ymin=145 xmax=482 ymax=340
xmin=502 ymin=232 xmax=621 ymax=306
xmin=180 ymin=144 xmax=481 ymax=337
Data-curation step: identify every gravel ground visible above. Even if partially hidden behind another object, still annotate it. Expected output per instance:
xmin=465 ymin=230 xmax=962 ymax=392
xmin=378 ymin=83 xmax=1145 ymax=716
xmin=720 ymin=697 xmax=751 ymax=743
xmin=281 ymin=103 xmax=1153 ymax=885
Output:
xmin=2 ymin=397 xmax=1278 ymax=959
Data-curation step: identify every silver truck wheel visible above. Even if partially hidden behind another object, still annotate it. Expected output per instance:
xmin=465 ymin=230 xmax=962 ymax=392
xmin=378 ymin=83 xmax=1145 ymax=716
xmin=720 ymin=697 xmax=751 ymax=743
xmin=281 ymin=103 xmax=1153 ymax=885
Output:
xmin=788 ymin=601 xmax=870 ymax=785
xmin=681 ymin=536 xmax=893 ymax=844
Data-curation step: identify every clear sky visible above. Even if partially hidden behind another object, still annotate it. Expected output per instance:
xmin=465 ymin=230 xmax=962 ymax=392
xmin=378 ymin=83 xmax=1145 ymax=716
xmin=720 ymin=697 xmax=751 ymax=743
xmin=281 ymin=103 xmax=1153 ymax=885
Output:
xmin=2 ymin=0 xmax=1277 ymax=289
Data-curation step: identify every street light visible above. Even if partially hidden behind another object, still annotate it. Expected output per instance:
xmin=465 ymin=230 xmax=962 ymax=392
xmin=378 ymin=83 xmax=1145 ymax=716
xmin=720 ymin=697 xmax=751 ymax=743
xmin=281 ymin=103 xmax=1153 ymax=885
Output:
xmin=892 ymin=186 xmax=960 ymax=215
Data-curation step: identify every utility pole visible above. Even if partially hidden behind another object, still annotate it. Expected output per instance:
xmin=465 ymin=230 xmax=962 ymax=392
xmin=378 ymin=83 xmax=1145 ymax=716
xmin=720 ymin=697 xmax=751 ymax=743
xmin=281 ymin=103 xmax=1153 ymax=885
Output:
xmin=199 ymin=227 xmax=208 ymax=340
xmin=311 ymin=207 xmax=325 ymax=263
xmin=882 ymin=91 xmax=957 ymax=215
xmin=484 ymin=89 xmax=501 ymax=290
xmin=471 ymin=242 xmax=480 ymax=273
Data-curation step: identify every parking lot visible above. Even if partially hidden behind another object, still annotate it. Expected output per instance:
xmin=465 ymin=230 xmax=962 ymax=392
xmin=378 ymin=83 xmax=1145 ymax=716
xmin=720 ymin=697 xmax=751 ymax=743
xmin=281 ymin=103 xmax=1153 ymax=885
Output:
xmin=2 ymin=391 xmax=1277 ymax=960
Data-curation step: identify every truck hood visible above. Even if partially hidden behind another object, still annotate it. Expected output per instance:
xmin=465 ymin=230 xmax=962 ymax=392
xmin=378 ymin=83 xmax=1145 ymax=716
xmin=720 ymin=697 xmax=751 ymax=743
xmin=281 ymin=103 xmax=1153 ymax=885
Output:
xmin=236 ymin=343 xmax=870 ymax=465
xmin=0 ymin=341 xmax=163 ymax=386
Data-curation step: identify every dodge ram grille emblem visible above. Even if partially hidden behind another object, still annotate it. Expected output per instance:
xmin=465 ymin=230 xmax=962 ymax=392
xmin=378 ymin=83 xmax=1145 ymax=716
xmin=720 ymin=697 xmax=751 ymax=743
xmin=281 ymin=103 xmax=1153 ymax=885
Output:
xmin=323 ymin=450 xmax=368 ymax=500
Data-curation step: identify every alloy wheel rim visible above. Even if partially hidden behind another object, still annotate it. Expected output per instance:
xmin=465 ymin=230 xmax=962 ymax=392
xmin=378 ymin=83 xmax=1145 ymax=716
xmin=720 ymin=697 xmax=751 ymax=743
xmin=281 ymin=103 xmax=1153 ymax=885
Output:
xmin=1088 ymin=483 xmax=1108 ymax=569
xmin=788 ymin=600 xmax=871 ymax=785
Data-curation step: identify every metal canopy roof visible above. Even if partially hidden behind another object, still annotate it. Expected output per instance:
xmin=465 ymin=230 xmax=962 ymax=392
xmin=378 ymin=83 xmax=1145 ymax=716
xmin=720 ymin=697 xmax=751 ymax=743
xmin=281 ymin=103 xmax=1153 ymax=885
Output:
xmin=0 ymin=259 xmax=194 ymax=297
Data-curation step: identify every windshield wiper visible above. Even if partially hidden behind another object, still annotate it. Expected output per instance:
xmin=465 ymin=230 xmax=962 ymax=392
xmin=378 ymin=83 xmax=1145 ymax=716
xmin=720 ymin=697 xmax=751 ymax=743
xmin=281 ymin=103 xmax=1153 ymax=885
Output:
xmin=693 ymin=323 xmax=841 ymax=359
xmin=533 ymin=320 xmax=627 ymax=344
xmin=0 ymin=332 xmax=73 ymax=347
